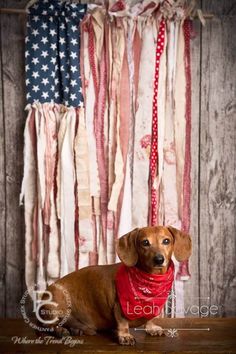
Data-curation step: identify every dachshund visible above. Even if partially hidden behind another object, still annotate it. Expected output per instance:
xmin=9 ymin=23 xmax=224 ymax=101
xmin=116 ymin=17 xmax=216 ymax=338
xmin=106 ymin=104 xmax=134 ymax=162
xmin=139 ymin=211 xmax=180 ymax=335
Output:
xmin=38 ymin=226 xmax=191 ymax=345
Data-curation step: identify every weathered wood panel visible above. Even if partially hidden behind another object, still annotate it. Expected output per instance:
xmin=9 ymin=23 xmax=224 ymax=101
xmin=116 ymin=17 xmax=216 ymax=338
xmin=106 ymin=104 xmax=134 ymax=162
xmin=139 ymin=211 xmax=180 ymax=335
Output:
xmin=0 ymin=6 xmax=6 ymax=317
xmin=199 ymin=0 xmax=236 ymax=316
xmin=0 ymin=0 xmax=27 ymax=317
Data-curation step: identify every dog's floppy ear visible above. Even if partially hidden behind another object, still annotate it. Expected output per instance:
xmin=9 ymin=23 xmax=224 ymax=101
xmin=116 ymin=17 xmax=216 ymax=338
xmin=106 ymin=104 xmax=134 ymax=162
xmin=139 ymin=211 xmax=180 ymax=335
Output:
xmin=116 ymin=228 xmax=139 ymax=267
xmin=167 ymin=226 xmax=192 ymax=262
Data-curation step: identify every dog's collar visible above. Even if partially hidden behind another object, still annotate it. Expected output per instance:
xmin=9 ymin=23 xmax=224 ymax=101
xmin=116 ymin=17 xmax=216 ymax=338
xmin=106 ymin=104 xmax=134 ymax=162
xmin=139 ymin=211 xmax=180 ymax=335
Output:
xmin=115 ymin=260 xmax=174 ymax=320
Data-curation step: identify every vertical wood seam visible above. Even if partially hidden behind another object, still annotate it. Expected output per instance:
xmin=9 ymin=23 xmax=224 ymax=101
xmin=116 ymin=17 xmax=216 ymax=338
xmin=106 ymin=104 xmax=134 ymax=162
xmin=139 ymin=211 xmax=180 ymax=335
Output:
xmin=0 ymin=13 xmax=7 ymax=318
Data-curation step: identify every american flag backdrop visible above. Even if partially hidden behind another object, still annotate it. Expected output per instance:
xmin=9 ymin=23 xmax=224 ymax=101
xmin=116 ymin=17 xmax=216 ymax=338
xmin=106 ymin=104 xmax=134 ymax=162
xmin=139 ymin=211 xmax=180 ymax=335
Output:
xmin=22 ymin=0 xmax=193 ymax=317
xmin=25 ymin=0 xmax=87 ymax=107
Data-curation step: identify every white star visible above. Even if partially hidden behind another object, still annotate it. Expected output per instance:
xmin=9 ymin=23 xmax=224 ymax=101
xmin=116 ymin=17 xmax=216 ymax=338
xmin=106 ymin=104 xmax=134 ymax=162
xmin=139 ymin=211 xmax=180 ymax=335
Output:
xmin=41 ymin=22 xmax=48 ymax=30
xmin=25 ymin=36 xmax=29 ymax=43
xmin=59 ymin=52 xmax=65 ymax=59
xmin=60 ymin=23 xmax=65 ymax=30
xmin=50 ymin=43 xmax=57 ymax=50
xmin=55 ymin=78 xmax=59 ymax=85
xmin=71 ymin=38 xmax=78 ymax=46
xmin=26 ymin=93 xmax=31 ymax=99
xmin=65 ymin=87 xmax=69 ymax=93
xmin=50 ymin=57 xmax=57 ymax=65
xmin=71 ymin=66 xmax=77 ymax=73
xmin=43 ymin=0 xmax=49 ymax=3
xmin=70 ymin=93 xmax=77 ymax=101
xmin=25 ymin=51 xmax=29 ymax=58
xmin=25 ymin=64 xmax=29 ymax=72
xmin=51 ymin=71 xmax=56 ymax=78
xmin=26 ymin=78 xmax=30 ymax=86
xmin=59 ymin=37 xmax=66 ymax=45
xmin=70 ymin=52 xmax=77 ymax=59
xmin=32 ymin=58 xmax=39 ymax=65
xmin=32 ymin=29 xmax=39 ymax=36
xmin=32 ymin=43 xmax=39 ymax=51
xmin=70 ymin=80 xmax=77 ymax=87
xmin=64 ymin=100 xmax=69 ymax=106
xmin=49 ymin=4 xmax=54 ymax=10
xmin=42 ymin=78 xmax=49 ymax=85
xmin=33 ymin=16 xmax=39 ymax=22
xmin=60 ymin=65 xmax=65 ymax=71
xmin=42 ymin=10 xmax=48 ymax=15
xmin=41 ymin=37 xmax=48 ymax=44
xmin=41 ymin=51 xmax=49 ymax=58
xmin=42 ymin=92 xmax=49 ymax=99
xmin=51 ymin=85 xmax=55 ymax=91
xmin=71 ymin=3 xmax=77 ymax=8
xmin=79 ymin=101 xmax=84 ymax=108
xmin=71 ymin=12 xmax=77 ymax=18
xmin=55 ymin=92 xmax=59 ymax=98
xmin=49 ymin=16 xmax=53 ymax=23
xmin=79 ymin=87 xmax=82 ymax=93
xmin=66 ymin=73 xmax=70 ymax=79
xmin=32 ymin=71 xmax=39 ymax=78
xmin=71 ymin=25 xmax=77 ymax=32
xmin=50 ymin=29 xmax=56 ymax=37
xmin=42 ymin=64 xmax=49 ymax=72
xmin=32 ymin=85 xmax=40 ymax=92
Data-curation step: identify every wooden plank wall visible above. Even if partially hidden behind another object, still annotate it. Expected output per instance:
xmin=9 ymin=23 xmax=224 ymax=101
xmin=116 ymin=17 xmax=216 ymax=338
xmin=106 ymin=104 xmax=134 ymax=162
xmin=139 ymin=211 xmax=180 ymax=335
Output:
xmin=184 ymin=0 xmax=236 ymax=317
xmin=0 ymin=0 xmax=235 ymax=318
xmin=0 ymin=0 xmax=28 ymax=317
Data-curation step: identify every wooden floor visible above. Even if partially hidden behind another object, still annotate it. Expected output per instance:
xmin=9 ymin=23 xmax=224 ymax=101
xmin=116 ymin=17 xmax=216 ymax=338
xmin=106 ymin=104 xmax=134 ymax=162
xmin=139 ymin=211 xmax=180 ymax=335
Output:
xmin=0 ymin=318 xmax=235 ymax=353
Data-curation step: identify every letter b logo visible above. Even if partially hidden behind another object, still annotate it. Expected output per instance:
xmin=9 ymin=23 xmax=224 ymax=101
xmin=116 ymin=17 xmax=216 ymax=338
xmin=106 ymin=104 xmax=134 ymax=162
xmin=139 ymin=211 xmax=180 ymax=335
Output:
xmin=32 ymin=290 xmax=59 ymax=324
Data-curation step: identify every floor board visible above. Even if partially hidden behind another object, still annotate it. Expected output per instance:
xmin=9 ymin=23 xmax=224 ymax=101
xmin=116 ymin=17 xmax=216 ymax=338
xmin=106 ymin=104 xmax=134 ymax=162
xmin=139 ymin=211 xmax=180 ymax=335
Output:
xmin=0 ymin=318 xmax=235 ymax=353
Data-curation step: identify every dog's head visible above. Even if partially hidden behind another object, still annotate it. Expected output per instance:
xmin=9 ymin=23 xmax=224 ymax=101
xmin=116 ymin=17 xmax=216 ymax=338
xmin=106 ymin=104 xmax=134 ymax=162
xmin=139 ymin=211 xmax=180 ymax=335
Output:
xmin=116 ymin=226 xmax=191 ymax=273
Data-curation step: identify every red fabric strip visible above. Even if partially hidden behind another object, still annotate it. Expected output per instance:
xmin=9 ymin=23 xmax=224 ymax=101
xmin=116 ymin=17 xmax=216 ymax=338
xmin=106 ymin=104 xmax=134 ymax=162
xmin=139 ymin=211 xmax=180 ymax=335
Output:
xmin=149 ymin=19 xmax=165 ymax=226
xmin=177 ymin=20 xmax=192 ymax=280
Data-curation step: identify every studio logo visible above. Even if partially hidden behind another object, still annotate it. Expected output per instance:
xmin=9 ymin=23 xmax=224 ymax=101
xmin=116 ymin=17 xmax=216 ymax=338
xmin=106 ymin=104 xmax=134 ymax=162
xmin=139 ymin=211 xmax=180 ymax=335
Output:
xmin=20 ymin=283 xmax=71 ymax=332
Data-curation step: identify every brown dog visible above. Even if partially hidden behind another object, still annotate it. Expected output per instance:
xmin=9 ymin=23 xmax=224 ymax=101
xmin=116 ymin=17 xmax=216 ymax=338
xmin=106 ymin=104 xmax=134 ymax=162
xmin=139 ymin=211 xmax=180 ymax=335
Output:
xmin=38 ymin=226 xmax=191 ymax=345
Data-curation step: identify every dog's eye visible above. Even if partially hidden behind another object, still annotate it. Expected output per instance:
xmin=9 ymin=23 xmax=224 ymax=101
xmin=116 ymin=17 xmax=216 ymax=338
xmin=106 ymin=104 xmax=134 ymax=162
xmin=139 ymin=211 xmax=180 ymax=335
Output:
xmin=141 ymin=239 xmax=150 ymax=246
xmin=163 ymin=238 xmax=170 ymax=245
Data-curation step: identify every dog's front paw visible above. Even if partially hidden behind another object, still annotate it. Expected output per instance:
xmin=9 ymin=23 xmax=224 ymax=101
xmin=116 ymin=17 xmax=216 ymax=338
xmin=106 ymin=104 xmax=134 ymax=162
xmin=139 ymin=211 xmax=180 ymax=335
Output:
xmin=146 ymin=325 xmax=164 ymax=337
xmin=54 ymin=326 xmax=70 ymax=337
xmin=118 ymin=333 xmax=136 ymax=346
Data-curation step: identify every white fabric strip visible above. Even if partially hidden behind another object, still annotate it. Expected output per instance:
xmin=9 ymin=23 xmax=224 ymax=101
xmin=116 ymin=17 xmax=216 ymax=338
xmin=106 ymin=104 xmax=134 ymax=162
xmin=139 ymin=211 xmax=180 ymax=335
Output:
xmin=20 ymin=106 xmax=37 ymax=295
xmin=174 ymin=20 xmax=186 ymax=222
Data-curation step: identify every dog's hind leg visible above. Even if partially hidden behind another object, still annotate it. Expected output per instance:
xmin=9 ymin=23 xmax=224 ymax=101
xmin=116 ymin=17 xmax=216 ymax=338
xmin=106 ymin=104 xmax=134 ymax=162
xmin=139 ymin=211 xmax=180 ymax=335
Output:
xmin=65 ymin=315 xmax=97 ymax=336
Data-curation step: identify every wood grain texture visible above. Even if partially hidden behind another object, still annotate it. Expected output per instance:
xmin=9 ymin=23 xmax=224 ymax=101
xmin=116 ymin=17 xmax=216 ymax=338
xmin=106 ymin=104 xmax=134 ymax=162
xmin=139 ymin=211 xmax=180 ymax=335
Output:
xmin=0 ymin=318 xmax=236 ymax=353
xmin=0 ymin=6 xmax=6 ymax=318
xmin=200 ymin=0 xmax=236 ymax=316
xmin=1 ymin=2 xmax=26 ymax=317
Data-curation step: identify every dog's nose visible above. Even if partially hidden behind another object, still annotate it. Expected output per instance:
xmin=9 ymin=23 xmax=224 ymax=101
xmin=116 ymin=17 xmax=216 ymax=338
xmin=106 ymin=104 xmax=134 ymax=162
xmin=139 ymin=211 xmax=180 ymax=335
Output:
xmin=153 ymin=254 xmax=164 ymax=265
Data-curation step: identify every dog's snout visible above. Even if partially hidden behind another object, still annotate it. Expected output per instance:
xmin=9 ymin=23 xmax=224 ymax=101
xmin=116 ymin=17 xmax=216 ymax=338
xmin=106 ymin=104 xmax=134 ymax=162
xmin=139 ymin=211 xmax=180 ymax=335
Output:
xmin=153 ymin=254 xmax=164 ymax=266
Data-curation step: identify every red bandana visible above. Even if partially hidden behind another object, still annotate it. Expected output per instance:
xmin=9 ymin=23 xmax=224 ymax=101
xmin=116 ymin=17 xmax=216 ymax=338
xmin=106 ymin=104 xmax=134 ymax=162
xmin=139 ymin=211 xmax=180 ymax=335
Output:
xmin=115 ymin=261 xmax=174 ymax=320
